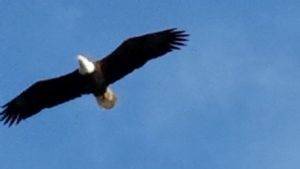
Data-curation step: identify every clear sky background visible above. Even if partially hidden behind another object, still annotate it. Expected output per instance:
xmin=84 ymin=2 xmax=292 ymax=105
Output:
xmin=1 ymin=0 xmax=300 ymax=169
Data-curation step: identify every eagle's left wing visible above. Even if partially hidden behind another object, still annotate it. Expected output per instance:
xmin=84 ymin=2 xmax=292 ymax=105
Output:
xmin=1 ymin=70 xmax=91 ymax=126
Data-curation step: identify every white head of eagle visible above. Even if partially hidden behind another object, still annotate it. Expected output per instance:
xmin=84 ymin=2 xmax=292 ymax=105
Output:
xmin=1 ymin=28 xmax=188 ymax=126
xmin=78 ymin=54 xmax=95 ymax=75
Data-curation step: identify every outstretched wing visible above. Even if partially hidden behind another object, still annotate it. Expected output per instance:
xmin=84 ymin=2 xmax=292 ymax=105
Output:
xmin=99 ymin=28 xmax=189 ymax=84
xmin=1 ymin=70 xmax=91 ymax=126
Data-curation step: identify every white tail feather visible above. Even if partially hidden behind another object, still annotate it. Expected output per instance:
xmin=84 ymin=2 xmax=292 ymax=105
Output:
xmin=96 ymin=87 xmax=117 ymax=109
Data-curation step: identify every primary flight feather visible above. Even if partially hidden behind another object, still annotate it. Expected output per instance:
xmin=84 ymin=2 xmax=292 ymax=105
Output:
xmin=1 ymin=28 xmax=189 ymax=126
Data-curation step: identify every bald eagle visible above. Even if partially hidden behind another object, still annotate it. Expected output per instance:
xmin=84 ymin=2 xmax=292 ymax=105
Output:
xmin=1 ymin=28 xmax=188 ymax=126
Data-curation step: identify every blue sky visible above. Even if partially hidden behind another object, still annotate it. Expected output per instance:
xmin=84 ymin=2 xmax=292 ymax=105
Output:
xmin=1 ymin=0 xmax=300 ymax=169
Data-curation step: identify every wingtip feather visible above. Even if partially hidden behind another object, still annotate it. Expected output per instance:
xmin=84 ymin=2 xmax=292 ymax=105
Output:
xmin=165 ymin=28 xmax=178 ymax=32
xmin=0 ymin=103 xmax=20 ymax=127
xmin=167 ymin=28 xmax=189 ymax=50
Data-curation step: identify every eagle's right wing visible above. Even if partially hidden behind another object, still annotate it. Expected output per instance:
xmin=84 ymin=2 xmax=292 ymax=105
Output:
xmin=99 ymin=28 xmax=189 ymax=85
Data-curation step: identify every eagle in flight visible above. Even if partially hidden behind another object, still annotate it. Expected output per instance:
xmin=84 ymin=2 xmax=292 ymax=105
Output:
xmin=1 ymin=28 xmax=189 ymax=126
